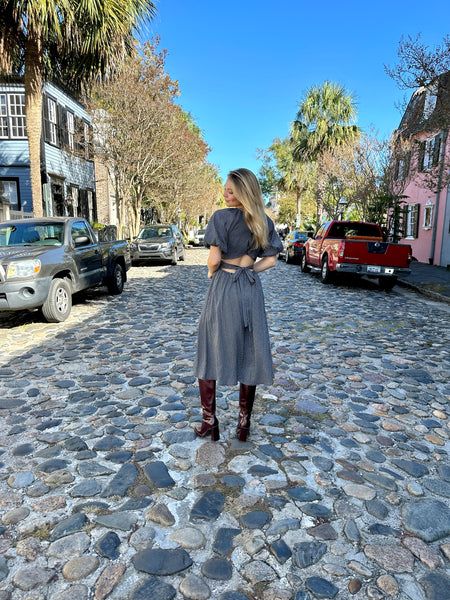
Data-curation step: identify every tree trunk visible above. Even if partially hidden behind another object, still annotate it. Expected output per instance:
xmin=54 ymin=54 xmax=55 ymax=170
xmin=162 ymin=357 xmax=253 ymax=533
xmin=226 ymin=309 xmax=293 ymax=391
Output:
xmin=316 ymin=160 xmax=327 ymax=224
xmin=24 ymin=27 xmax=44 ymax=217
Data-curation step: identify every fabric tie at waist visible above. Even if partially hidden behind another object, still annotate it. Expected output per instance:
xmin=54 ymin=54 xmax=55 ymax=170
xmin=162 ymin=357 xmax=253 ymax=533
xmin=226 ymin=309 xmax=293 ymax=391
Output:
xmin=220 ymin=262 xmax=255 ymax=330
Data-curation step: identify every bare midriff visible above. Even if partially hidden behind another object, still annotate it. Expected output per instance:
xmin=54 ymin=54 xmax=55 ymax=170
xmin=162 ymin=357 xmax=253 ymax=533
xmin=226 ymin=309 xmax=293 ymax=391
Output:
xmin=221 ymin=256 xmax=255 ymax=272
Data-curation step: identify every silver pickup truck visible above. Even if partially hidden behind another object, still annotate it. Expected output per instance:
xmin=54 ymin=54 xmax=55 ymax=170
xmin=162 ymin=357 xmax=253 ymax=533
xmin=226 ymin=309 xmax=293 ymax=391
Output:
xmin=0 ymin=217 xmax=130 ymax=322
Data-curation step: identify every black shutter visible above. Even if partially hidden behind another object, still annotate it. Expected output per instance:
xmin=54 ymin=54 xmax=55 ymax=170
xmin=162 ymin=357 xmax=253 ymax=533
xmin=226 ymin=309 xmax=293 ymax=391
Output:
xmin=78 ymin=189 xmax=88 ymax=219
xmin=404 ymin=151 xmax=411 ymax=178
xmin=57 ymin=104 xmax=67 ymax=148
xmin=42 ymin=95 xmax=51 ymax=142
xmin=417 ymin=141 xmax=425 ymax=172
xmin=432 ymin=135 xmax=441 ymax=167
xmin=75 ymin=117 xmax=84 ymax=154
xmin=413 ymin=203 xmax=420 ymax=238
xmin=87 ymin=124 xmax=94 ymax=160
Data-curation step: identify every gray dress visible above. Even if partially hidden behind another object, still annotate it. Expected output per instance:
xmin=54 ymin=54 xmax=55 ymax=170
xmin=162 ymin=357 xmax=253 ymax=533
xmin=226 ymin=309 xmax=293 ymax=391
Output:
xmin=194 ymin=208 xmax=283 ymax=386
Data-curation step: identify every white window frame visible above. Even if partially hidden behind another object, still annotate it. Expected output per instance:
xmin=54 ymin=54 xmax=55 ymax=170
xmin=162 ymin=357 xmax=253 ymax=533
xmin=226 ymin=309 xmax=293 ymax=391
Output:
xmin=423 ymin=201 xmax=433 ymax=230
xmin=47 ymin=97 xmax=58 ymax=145
xmin=422 ymin=137 xmax=434 ymax=171
xmin=8 ymin=93 xmax=26 ymax=138
xmin=67 ymin=110 xmax=75 ymax=150
xmin=421 ymin=135 xmax=440 ymax=172
xmin=395 ymin=157 xmax=405 ymax=181
xmin=0 ymin=94 xmax=8 ymax=138
xmin=405 ymin=203 xmax=419 ymax=239
xmin=0 ymin=179 xmax=19 ymax=210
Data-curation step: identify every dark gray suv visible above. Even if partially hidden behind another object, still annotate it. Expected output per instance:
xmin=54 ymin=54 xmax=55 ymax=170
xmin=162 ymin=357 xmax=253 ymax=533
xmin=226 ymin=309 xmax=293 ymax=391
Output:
xmin=130 ymin=224 xmax=186 ymax=265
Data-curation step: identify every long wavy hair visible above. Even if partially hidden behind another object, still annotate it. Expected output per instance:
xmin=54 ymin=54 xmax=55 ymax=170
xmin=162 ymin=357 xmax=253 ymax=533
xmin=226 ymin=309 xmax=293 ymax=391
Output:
xmin=228 ymin=168 xmax=269 ymax=249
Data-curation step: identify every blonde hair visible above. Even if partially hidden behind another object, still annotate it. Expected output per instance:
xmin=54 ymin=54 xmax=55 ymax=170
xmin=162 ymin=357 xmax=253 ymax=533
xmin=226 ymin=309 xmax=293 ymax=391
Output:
xmin=228 ymin=168 xmax=269 ymax=249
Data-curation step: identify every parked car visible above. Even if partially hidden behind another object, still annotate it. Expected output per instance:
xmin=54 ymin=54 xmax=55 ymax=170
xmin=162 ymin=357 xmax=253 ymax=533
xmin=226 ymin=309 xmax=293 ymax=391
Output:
xmin=279 ymin=231 xmax=310 ymax=263
xmin=0 ymin=217 xmax=130 ymax=322
xmin=194 ymin=228 xmax=206 ymax=246
xmin=301 ymin=220 xmax=412 ymax=289
xmin=130 ymin=224 xmax=185 ymax=265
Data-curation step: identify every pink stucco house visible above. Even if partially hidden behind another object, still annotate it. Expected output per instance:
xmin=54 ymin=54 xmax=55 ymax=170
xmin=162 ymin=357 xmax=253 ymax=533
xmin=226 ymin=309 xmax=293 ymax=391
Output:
xmin=392 ymin=71 xmax=450 ymax=267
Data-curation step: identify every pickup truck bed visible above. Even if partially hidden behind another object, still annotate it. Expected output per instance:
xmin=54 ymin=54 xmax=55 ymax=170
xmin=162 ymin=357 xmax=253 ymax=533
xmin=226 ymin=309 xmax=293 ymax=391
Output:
xmin=301 ymin=220 xmax=412 ymax=289
xmin=0 ymin=217 xmax=130 ymax=322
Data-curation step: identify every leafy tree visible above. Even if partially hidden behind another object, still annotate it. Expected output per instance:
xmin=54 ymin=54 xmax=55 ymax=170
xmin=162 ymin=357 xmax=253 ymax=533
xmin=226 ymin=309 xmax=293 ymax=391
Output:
xmin=258 ymin=137 xmax=316 ymax=229
xmin=92 ymin=40 xmax=220 ymax=237
xmin=291 ymin=81 xmax=360 ymax=223
xmin=0 ymin=0 xmax=155 ymax=216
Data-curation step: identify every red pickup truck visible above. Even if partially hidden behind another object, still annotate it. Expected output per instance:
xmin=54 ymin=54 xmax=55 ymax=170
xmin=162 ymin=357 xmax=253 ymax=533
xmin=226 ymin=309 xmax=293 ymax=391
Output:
xmin=301 ymin=220 xmax=412 ymax=289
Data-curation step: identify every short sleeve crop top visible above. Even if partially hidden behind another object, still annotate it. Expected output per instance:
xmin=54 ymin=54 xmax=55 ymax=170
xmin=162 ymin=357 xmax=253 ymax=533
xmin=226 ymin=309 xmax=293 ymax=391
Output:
xmin=204 ymin=208 xmax=283 ymax=260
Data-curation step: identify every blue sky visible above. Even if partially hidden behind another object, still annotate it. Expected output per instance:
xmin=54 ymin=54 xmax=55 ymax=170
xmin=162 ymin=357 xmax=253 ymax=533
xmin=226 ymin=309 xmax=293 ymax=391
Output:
xmin=142 ymin=0 xmax=449 ymax=182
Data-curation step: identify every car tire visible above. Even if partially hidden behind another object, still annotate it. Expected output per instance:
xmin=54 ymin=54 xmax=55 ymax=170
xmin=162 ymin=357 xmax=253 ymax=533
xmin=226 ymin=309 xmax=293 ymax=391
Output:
xmin=180 ymin=246 xmax=186 ymax=261
xmin=171 ymin=249 xmax=178 ymax=265
xmin=42 ymin=278 xmax=72 ymax=322
xmin=320 ymin=255 xmax=334 ymax=284
xmin=301 ymin=252 xmax=311 ymax=273
xmin=285 ymin=249 xmax=291 ymax=263
xmin=106 ymin=262 xmax=125 ymax=295
xmin=379 ymin=276 xmax=397 ymax=290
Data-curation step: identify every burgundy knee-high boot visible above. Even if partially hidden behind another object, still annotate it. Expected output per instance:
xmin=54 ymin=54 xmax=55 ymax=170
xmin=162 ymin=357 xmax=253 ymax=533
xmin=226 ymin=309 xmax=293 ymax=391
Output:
xmin=194 ymin=379 xmax=220 ymax=441
xmin=236 ymin=383 xmax=256 ymax=442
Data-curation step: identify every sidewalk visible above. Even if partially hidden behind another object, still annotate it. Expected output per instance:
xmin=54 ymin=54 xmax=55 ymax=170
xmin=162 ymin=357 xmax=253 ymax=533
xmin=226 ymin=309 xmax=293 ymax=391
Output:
xmin=397 ymin=260 xmax=450 ymax=304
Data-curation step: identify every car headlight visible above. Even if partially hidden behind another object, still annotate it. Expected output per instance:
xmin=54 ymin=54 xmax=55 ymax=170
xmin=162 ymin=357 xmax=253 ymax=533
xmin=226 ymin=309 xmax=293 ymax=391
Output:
xmin=160 ymin=242 xmax=171 ymax=249
xmin=7 ymin=259 xmax=41 ymax=279
xmin=130 ymin=243 xmax=137 ymax=251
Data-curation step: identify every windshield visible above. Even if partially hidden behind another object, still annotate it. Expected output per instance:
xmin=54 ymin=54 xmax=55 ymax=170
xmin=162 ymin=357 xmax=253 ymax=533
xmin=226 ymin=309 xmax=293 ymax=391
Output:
xmin=138 ymin=227 xmax=172 ymax=239
xmin=0 ymin=222 xmax=64 ymax=247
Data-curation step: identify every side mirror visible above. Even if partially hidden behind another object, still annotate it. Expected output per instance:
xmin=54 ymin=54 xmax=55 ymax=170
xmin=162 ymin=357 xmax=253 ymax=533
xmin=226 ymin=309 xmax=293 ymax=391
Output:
xmin=307 ymin=231 xmax=314 ymax=238
xmin=74 ymin=235 xmax=90 ymax=247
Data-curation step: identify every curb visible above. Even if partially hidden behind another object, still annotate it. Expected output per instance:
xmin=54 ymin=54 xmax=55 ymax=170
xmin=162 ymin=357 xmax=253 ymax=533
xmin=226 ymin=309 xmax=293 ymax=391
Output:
xmin=397 ymin=279 xmax=450 ymax=305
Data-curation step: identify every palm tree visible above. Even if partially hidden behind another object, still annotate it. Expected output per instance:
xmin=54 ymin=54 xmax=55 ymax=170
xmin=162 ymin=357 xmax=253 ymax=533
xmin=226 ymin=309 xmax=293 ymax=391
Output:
xmin=269 ymin=136 xmax=315 ymax=228
xmin=0 ymin=0 xmax=155 ymax=216
xmin=291 ymin=81 xmax=360 ymax=224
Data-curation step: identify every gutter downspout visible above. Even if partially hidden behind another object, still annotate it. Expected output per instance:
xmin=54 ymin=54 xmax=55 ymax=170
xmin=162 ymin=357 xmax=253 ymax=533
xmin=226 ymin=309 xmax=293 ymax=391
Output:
xmin=429 ymin=129 xmax=448 ymax=264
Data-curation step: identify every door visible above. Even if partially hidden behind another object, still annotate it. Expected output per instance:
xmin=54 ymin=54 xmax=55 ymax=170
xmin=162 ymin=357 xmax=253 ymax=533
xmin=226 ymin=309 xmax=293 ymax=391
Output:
xmin=51 ymin=178 xmax=66 ymax=216
xmin=70 ymin=221 xmax=103 ymax=289
xmin=309 ymin=225 xmax=326 ymax=266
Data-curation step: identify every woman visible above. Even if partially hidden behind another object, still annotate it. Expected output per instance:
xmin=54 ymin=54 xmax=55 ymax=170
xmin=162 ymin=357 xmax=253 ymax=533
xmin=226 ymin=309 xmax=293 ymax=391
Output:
xmin=193 ymin=168 xmax=283 ymax=442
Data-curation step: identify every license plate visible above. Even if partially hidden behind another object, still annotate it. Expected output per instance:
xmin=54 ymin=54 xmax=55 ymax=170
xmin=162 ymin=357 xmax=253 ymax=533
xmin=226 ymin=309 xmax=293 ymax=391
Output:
xmin=367 ymin=265 xmax=381 ymax=273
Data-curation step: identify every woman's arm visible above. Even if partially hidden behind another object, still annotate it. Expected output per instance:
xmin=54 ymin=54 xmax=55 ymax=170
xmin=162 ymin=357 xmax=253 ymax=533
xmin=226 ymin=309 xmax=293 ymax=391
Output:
xmin=207 ymin=246 xmax=222 ymax=279
xmin=253 ymin=254 xmax=277 ymax=273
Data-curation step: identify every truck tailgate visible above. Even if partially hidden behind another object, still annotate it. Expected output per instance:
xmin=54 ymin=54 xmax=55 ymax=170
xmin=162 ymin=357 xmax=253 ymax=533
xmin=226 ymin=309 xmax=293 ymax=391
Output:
xmin=342 ymin=240 xmax=411 ymax=267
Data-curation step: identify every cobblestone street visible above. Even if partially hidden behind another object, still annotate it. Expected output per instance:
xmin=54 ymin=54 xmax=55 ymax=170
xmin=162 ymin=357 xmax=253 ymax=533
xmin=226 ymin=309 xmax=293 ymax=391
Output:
xmin=0 ymin=247 xmax=449 ymax=600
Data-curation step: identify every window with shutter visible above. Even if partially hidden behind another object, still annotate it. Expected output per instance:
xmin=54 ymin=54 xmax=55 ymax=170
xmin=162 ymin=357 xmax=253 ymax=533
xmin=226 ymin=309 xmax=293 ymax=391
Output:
xmin=419 ymin=135 xmax=441 ymax=171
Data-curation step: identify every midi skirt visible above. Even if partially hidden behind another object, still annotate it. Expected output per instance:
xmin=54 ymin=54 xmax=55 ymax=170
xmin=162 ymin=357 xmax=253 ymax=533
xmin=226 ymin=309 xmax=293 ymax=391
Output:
xmin=193 ymin=265 xmax=274 ymax=386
